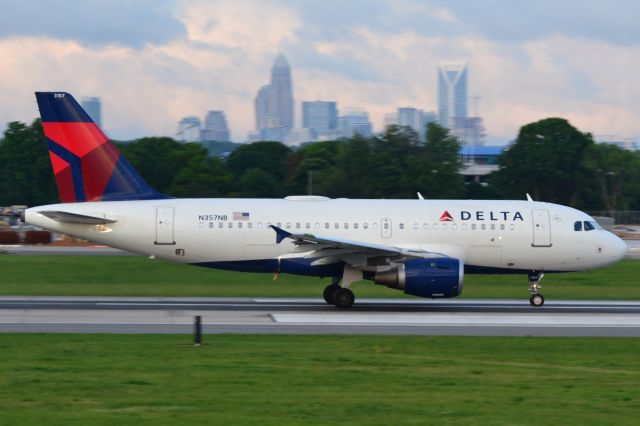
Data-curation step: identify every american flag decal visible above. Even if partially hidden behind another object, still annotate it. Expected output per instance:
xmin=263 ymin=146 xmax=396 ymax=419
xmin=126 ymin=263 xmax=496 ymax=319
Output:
xmin=233 ymin=212 xmax=250 ymax=221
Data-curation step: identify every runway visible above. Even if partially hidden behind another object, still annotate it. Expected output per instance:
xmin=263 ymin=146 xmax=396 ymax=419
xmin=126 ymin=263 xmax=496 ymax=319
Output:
xmin=2 ymin=297 xmax=640 ymax=336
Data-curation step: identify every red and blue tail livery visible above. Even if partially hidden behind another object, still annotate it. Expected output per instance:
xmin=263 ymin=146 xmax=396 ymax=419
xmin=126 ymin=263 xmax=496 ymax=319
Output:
xmin=35 ymin=92 xmax=166 ymax=202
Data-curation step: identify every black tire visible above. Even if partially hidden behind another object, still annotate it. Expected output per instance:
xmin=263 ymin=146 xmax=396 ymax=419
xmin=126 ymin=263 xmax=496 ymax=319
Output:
xmin=333 ymin=288 xmax=355 ymax=309
xmin=529 ymin=293 xmax=545 ymax=307
xmin=323 ymin=284 xmax=340 ymax=304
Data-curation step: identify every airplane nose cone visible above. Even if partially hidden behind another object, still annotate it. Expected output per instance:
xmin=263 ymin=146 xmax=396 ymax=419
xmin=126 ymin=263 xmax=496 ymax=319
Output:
xmin=611 ymin=235 xmax=628 ymax=262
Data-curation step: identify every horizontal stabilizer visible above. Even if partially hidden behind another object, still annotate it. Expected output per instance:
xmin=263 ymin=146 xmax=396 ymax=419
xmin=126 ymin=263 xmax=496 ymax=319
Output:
xmin=39 ymin=210 xmax=117 ymax=224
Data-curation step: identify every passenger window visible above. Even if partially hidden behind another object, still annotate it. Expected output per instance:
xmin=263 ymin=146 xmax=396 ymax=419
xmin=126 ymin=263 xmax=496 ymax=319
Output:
xmin=442 ymin=223 xmax=448 ymax=230
xmin=209 ymin=222 xmax=213 ymax=229
xmin=248 ymin=222 xmax=252 ymax=229
xmin=509 ymin=224 xmax=515 ymax=231
xmin=218 ymin=222 xmax=223 ymax=228
xmin=228 ymin=222 xmax=233 ymax=228
xmin=413 ymin=223 xmax=419 ymax=230
xmin=296 ymin=223 xmax=301 ymax=229
xmin=325 ymin=223 xmax=330 ymax=229
xmin=334 ymin=223 xmax=339 ymax=229
xmin=286 ymin=222 xmax=291 ymax=228
xmin=399 ymin=223 xmax=404 ymax=230
xmin=481 ymin=224 xmax=486 ymax=230
xmin=584 ymin=221 xmax=595 ymax=231
xmin=490 ymin=224 xmax=495 ymax=230
xmin=471 ymin=224 xmax=476 ymax=230
xmin=452 ymin=224 xmax=457 ymax=230
xmin=500 ymin=224 xmax=505 ymax=230
xmin=354 ymin=223 xmax=358 ymax=229
xmin=384 ymin=223 xmax=389 ymax=229
xmin=433 ymin=224 xmax=438 ymax=230
xmin=574 ymin=221 xmax=582 ymax=231
xmin=277 ymin=222 xmax=282 ymax=228
xmin=258 ymin=223 xmax=263 ymax=228
xmin=373 ymin=223 xmax=378 ymax=229
xmin=238 ymin=222 xmax=243 ymax=229
xmin=344 ymin=223 xmax=349 ymax=229
xmin=423 ymin=223 xmax=429 ymax=230
xmin=306 ymin=223 xmax=310 ymax=229
xmin=461 ymin=224 xmax=467 ymax=230
xmin=363 ymin=223 xmax=368 ymax=229
xmin=315 ymin=223 xmax=320 ymax=229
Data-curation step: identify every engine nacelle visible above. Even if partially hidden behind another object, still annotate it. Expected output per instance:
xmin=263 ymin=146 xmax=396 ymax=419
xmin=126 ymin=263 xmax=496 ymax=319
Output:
xmin=372 ymin=258 xmax=463 ymax=298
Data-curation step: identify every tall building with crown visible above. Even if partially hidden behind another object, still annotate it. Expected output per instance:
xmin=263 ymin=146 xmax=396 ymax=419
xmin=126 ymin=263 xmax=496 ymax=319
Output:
xmin=438 ymin=63 xmax=467 ymax=129
xmin=252 ymin=54 xmax=294 ymax=143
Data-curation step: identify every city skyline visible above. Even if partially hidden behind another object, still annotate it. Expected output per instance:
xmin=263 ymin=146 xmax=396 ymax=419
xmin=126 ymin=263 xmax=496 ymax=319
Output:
xmin=0 ymin=1 xmax=639 ymax=145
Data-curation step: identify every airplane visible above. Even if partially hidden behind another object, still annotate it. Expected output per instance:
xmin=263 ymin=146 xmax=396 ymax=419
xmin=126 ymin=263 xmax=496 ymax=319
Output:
xmin=22 ymin=92 xmax=627 ymax=308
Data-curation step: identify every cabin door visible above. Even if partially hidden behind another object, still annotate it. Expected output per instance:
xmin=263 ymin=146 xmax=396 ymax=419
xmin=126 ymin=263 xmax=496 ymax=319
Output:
xmin=155 ymin=206 xmax=175 ymax=245
xmin=531 ymin=209 xmax=551 ymax=247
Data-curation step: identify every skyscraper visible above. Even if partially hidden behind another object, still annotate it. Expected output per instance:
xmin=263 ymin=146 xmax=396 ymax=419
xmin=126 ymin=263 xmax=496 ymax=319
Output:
xmin=81 ymin=97 xmax=102 ymax=127
xmin=438 ymin=63 xmax=467 ymax=128
xmin=201 ymin=111 xmax=230 ymax=142
xmin=253 ymin=54 xmax=294 ymax=143
xmin=386 ymin=108 xmax=437 ymax=139
xmin=269 ymin=54 xmax=294 ymax=129
xmin=176 ymin=116 xmax=201 ymax=142
xmin=302 ymin=101 xmax=337 ymax=138
xmin=338 ymin=109 xmax=373 ymax=138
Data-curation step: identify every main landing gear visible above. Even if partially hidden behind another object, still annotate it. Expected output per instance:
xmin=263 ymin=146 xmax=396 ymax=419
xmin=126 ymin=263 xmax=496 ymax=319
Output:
xmin=322 ymin=279 xmax=355 ymax=309
xmin=528 ymin=271 xmax=545 ymax=307
xmin=322 ymin=266 xmax=361 ymax=309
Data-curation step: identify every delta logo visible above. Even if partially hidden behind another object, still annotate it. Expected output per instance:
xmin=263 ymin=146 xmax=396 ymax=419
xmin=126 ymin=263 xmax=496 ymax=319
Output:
xmin=439 ymin=210 xmax=525 ymax=221
xmin=439 ymin=211 xmax=454 ymax=221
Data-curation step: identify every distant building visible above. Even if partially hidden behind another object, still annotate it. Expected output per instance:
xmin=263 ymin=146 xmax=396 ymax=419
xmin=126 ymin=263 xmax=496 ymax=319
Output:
xmin=302 ymin=101 xmax=338 ymax=138
xmin=438 ymin=62 xmax=467 ymax=129
xmin=338 ymin=109 xmax=373 ymax=138
xmin=285 ymin=128 xmax=315 ymax=146
xmin=253 ymin=54 xmax=294 ymax=143
xmin=452 ymin=116 xmax=486 ymax=154
xmin=81 ymin=97 xmax=102 ymax=127
xmin=176 ymin=116 xmax=201 ymax=142
xmin=459 ymin=146 xmax=503 ymax=183
xmin=384 ymin=108 xmax=437 ymax=139
xmin=201 ymin=111 xmax=230 ymax=142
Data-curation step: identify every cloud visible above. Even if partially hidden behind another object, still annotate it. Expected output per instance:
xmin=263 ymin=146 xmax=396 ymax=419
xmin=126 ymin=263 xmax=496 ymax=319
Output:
xmin=0 ymin=0 xmax=638 ymax=143
xmin=0 ymin=0 xmax=185 ymax=48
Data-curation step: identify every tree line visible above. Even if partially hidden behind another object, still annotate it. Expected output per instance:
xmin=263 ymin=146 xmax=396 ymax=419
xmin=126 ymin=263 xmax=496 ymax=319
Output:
xmin=0 ymin=118 xmax=638 ymax=213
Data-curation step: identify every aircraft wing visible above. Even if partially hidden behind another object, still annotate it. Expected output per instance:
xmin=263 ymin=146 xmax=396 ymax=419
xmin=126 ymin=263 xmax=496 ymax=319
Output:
xmin=270 ymin=225 xmax=450 ymax=265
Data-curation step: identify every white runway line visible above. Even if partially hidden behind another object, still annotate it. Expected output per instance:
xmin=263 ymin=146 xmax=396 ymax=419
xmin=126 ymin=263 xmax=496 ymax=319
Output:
xmin=271 ymin=313 xmax=640 ymax=327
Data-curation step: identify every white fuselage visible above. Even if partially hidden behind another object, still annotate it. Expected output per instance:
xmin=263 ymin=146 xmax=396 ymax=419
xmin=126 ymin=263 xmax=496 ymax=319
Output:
xmin=25 ymin=197 xmax=626 ymax=274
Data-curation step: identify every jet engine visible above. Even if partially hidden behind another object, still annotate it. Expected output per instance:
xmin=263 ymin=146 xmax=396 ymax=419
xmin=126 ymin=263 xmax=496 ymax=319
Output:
xmin=371 ymin=258 xmax=463 ymax=298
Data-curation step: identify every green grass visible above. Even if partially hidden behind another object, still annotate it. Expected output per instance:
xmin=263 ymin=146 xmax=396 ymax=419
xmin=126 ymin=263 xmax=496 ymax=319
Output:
xmin=0 ymin=255 xmax=638 ymax=299
xmin=0 ymin=334 xmax=638 ymax=425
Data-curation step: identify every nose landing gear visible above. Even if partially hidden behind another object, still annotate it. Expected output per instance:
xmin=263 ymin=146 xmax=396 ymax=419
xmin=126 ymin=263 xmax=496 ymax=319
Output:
xmin=528 ymin=271 xmax=545 ymax=307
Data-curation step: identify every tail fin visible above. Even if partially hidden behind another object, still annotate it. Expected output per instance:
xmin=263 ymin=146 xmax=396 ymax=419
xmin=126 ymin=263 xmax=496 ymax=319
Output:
xmin=35 ymin=92 xmax=167 ymax=202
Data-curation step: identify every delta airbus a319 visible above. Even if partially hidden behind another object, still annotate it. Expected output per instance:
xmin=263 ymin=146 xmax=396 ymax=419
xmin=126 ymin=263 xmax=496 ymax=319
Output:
xmin=23 ymin=92 xmax=627 ymax=308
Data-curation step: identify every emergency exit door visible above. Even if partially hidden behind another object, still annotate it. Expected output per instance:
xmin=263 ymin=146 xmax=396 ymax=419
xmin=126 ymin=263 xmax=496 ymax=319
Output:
xmin=531 ymin=209 xmax=551 ymax=247
xmin=155 ymin=206 xmax=175 ymax=245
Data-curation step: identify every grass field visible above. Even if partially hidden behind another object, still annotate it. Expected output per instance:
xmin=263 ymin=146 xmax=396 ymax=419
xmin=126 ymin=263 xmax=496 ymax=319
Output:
xmin=0 ymin=255 xmax=638 ymax=299
xmin=0 ymin=334 xmax=638 ymax=425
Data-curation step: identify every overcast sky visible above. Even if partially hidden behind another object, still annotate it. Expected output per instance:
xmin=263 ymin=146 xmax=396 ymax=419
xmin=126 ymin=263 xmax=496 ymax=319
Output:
xmin=0 ymin=0 xmax=638 ymax=144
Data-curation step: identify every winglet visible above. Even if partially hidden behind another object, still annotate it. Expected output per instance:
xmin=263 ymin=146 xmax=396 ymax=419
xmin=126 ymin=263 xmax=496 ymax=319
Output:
xmin=417 ymin=192 xmax=424 ymax=200
xmin=270 ymin=225 xmax=292 ymax=244
xmin=526 ymin=193 xmax=533 ymax=202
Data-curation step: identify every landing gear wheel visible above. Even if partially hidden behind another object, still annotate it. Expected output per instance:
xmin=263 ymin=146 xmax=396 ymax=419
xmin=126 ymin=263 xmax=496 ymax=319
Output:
xmin=529 ymin=293 xmax=545 ymax=307
xmin=333 ymin=288 xmax=355 ymax=309
xmin=323 ymin=284 xmax=340 ymax=304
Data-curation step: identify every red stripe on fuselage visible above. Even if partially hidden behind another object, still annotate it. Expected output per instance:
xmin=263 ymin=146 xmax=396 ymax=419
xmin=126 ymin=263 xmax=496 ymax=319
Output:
xmin=42 ymin=122 xmax=109 ymax=158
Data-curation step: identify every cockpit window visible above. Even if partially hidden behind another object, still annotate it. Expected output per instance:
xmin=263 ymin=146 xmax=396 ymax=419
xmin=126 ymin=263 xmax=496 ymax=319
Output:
xmin=574 ymin=221 xmax=582 ymax=231
xmin=584 ymin=221 xmax=596 ymax=231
